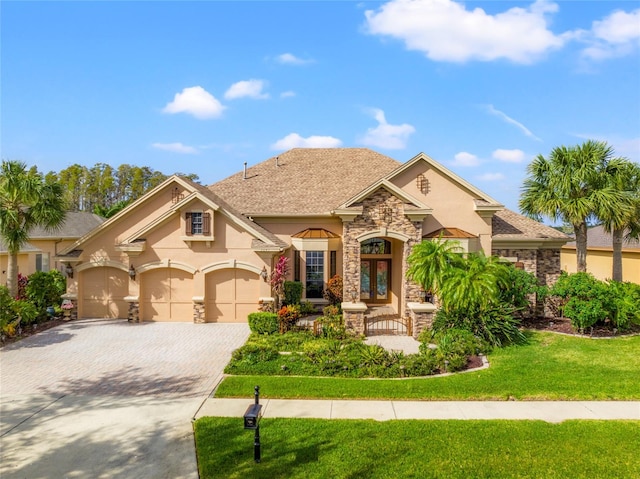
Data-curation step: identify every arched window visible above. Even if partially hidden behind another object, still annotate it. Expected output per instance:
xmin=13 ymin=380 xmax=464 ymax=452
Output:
xmin=360 ymin=238 xmax=391 ymax=255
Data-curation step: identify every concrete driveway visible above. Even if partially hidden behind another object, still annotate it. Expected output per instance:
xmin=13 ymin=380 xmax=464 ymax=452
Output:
xmin=0 ymin=318 xmax=250 ymax=479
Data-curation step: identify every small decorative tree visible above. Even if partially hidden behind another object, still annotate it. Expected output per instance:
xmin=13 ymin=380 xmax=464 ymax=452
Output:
xmin=269 ymin=255 xmax=289 ymax=310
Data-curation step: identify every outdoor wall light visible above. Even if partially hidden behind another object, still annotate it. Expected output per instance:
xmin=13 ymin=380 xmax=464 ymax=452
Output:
xmin=65 ymin=263 xmax=74 ymax=279
xmin=129 ymin=264 xmax=136 ymax=280
xmin=260 ymin=266 xmax=268 ymax=282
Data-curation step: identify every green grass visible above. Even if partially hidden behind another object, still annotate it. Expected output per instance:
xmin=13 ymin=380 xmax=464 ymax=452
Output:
xmin=217 ymin=332 xmax=640 ymax=400
xmin=194 ymin=417 xmax=640 ymax=478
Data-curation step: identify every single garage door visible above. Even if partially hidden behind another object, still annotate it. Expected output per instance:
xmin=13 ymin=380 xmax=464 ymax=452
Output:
xmin=141 ymin=268 xmax=193 ymax=322
xmin=206 ymin=268 xmax=260 ymax=322
xmin=81 ymin=267 xmax=129 ymax=319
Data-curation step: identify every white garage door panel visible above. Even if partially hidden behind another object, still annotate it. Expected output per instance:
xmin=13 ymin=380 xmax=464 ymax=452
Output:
xmin=81 ymin=267 xmax=128 ymax=319
xmin=141 ymin=268 xmax=193 ymax=322
xmin=206 ymin=269 xmax=259 ymax=323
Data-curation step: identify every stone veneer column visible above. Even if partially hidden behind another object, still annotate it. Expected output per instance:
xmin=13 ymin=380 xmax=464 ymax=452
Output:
xmin=193 ymin=297 xmax=206 ymax=323
xmin=407 ymin=302 xmax=437 ymax=339
xmin=127 ymin=301 xmax=140 ymax=322
xmin=341 ymin=301 xmax=367 ymax=335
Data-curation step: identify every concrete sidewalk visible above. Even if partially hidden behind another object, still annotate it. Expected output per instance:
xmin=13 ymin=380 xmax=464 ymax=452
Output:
xmin=195 ymin=398 xmax=640 ymax=424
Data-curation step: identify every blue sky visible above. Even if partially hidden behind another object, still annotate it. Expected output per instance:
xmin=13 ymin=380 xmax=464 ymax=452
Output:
xmin=2 ymin=0 xmax=639 ymax=213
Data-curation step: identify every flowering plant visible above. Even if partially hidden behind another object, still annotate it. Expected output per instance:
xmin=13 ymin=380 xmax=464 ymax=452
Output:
xmin=61 ymin=299 xmax=74 ymax=310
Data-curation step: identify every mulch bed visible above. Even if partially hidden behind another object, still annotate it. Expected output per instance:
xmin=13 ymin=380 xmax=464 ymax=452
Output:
xmin=0 ymin=318 xmax=68 ymax=348
xmin=520 ymin=316 xmax=640 ymax=337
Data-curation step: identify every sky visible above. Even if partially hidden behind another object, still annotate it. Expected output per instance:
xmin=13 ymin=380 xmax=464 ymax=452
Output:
xmin=2 ymin=0 xmax=639 ymax=213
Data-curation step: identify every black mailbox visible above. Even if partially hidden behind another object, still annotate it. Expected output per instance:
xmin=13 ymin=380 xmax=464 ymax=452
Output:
xmin=243 ymin=403 xmax=262 ymax=430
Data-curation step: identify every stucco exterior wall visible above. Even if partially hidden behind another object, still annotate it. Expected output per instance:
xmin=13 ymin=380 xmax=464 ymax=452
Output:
xmin=390 ymin=160 xmax=493 ymax=252
xmin=561 ymin=246 xmax=640 ymax=284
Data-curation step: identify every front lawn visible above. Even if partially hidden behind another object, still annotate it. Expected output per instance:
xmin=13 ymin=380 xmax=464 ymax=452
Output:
xmin=194 ymin=417 xmax=640 ymax=478
xmin=217 ymin=331 xmax=640 ymax=400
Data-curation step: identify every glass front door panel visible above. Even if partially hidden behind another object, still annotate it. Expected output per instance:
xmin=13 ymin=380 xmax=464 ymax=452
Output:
xmin=360 ymin=261 xmax=371 ymax=300
xmin=376 ymin=261 xmax=388 ymax=300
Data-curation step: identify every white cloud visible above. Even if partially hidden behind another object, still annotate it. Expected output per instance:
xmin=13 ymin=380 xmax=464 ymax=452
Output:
xmin=271 ymin=133 xmax=343 ymax=150
xmin=492 ymin=148 xmax=525 ymax=163
xmin=477 ymin=172 xmax=506 ymax=181
xmin=359 ymin=108 xmax=415 ymax=149
xmin=452 ymin=152 xmax=480 ymax=167
xmin=280 ymin=90 xmax=296 ymax=98
xmin=364 ymin=0 xmax=566 ymax=64
xmin=484 ymin=105 xmax=542 ymax=141
xmin=162 ymin=86 xmax=225 ymax=119
xmin=224 ymin=79 xmax=269 ymax=100
xmin=581 ymin=8 xmax=640 ymax=60
xmin=151 ymin=142 xmax=198 ymax=154
xmin=276 ymin=53 xmax=313 ymax=65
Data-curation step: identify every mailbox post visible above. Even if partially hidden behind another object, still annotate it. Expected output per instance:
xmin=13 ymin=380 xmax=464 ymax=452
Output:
xmin=243 ymin=385 xmax=262 ymax=463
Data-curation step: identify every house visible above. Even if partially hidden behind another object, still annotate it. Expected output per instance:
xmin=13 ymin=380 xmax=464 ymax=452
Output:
xmin=57 ymin=148 xmax=569 ymax=335
xmin=561 ymin=225 xmax=640 ymax=284
xmin=1 ymin=212 xmax=104 ymax=281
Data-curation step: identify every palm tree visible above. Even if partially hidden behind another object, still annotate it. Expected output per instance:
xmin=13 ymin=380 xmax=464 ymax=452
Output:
xmin=520 ymin=140 xmax=629 ymax=273
xmin=0 ymin=161 xmax=67 ymax=297
xmin=406 ymin=238 xmax=464 ymax=299
xmin=597 ymin=159 xmax=640 ymax=281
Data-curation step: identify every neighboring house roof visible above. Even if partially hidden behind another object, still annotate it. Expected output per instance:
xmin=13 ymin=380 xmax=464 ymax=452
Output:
xmin=209 ymin=148 xmax=401 ymax=216
xmin=29 ymin=212 xmax=105 ymax=239
xmin=564 ymin=225 xmax=640 ymax=250
xmin=0 ymin=240 xmax=40 ymax=254
xmin=492 ymin=209 xmax=570 ymax=242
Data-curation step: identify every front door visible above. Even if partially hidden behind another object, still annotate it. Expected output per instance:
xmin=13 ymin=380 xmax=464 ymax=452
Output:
xmin=360 ymin=259 xmax=391 ymax=303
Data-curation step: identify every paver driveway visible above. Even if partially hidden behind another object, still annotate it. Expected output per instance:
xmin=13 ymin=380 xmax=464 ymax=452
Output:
xmin=0 ymin=318 xmax=250 ymax=478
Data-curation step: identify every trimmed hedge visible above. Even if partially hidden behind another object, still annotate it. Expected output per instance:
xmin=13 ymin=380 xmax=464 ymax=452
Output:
xmin=284 ymin=281 xmax=303 ymax=306
xmin=247 ymin=312 xmax=278 ymax=335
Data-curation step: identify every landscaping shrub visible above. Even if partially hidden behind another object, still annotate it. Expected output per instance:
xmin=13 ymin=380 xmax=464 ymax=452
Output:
xmin=323 ymin=275 xmax=343 ymax=305
xmin=323 ymin=304 xmax=341 ymax=317
xmin=550 ymin=272 xmax=640 ymax=332
xmin=431 ymin=305 xmax=526 ymax=348
xmin=278 ymin=304 xmax=301 ymax=333
xmin=315 ymin=315 xmax=348 ymax=339
xmin=498 ymin=266 xmax=542 ymax=315
xmin=247 ymin=312 xmax=279 ymax=335
xmin=283 ymin=281 xmax=303 ymax=306
xmin=25 ymin=270 xmax=66 ymax=321
xmin=230 ymin=341 xmax=279 ymax=365
xmin=607 ymin=281 xmax=640 ymax=329
xmin=299 ymin=300 xmax=317 ymax=315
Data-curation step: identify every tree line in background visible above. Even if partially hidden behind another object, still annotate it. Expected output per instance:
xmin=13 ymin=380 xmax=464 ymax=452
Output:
xmin=43 ymin=163 xmax=199 ymax=217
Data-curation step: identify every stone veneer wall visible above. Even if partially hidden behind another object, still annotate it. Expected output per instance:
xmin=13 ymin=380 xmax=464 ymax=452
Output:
xmin=342 ymin=189 xmax=424 ymax=330
xmin=411 ymin=310 xmax=435 ymax=339
xmin=493 ymin=247 xmax=563 ymax=317
xmin=193 ymin=301 xmax=206 ymax=323
xmin=128 ymin=301 xmax=140 ymax=322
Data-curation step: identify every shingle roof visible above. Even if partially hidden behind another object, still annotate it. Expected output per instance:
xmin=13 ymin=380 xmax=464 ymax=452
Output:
xmin=565 ymin=224 xmax=640 ymax=250
xmin=0 ymin=240 xmax=40 ymax=254
xmin=29 ymin=212 xmax=105 ymax=239
xmin=492 ymin=209 xmax=570 ymax=241
xmin=208 ymin=148 xmax=401 ymax=215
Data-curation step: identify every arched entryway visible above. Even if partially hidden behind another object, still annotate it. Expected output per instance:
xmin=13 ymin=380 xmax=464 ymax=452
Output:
xmin=360 ymin=238 xmax=392 ymax=304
